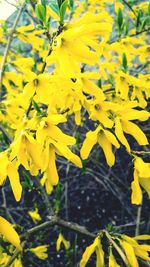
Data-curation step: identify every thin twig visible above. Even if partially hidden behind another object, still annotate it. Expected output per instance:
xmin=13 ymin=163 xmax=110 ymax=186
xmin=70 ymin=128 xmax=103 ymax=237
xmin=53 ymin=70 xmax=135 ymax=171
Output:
xmin=4 ymin=216 xmax=95 ymax=267
xmin=4 ymin=241 xmax=26 ymax=267
xmin=0 ymin=3 xmax=25 ymax=97
xmin=135 ymin=203 xmax=142 ymax=236
xmin=104 ymin=230 xmax=129 ymax=266
xmin=109 ymin=27 xmax=150 ymax=44
xmin=122 ymin=0 xmax=136 ymax=15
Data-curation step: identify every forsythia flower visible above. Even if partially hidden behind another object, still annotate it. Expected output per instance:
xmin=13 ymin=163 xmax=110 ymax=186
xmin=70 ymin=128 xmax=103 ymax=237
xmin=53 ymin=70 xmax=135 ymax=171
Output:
xmin=119 ymin=234 xmax=150 ymax=265
xmin=131 ymin=157 xmax=150 ymax=205
xmin=0 ymin=216 xmax=21 ymax=250
xmin=56 ymin=233 xmax=70 ymax=251
xmin=30 ymin=245 xmax=49 ymax=260
xmin=108 ymin=248 xmax=120 ymax=267
xmin=80 ymin=236 xmax=104 ymax=267
xmin=80 ymin=125 xmax=120 ymax=167
xmin=46 ymin=12 xmax=112 ymax=77
xmin=0 ymin=152 xmax=22 ymax=202
xmin=28 ymin=208 xmax=41 ymax=223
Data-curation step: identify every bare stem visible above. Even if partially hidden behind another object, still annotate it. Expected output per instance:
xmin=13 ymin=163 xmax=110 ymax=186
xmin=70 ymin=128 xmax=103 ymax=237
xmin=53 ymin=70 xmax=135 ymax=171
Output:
xmin=104 ymin=230 xmax=129 ymax=266
xmin=135 ymin=203 xmax=142 ymax=236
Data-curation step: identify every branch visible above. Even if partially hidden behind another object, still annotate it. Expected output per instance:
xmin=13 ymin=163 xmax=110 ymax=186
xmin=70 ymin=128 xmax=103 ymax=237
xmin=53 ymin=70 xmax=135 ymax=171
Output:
xmin=109 ymin=27 xmax=150 ymax=44
xmin=0 ymin=3 xmax=26 ymax=98
xmin=122 ymin=0 xmax=136 ymax=15
xmin=104 ymin=230 xmax=129 ymax=266
xmin=4 ymin=216 xmax=95 ymax=267
xmin=135 ymin=203 xmax=142 ymax=236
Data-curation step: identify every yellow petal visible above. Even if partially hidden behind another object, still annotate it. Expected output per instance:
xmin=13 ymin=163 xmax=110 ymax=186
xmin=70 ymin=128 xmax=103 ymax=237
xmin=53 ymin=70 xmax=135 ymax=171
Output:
xmin=115 ymin=118 xmax=130 ymax=152
xmin=30 ymin=245 xmax=48 ymax=260
xmin=80 ymin=238 xmax=98 ymax=267
xmin=120 ymin=240 xmax=139 ymax=267
xmin=104 ymin=130 xmax=120 ymax=148
xmin=134 ymin=247 xmax=150 ymax=261
xmin=49 ymin=125 xmax=76 ymax=145
xmin=56 ymin=233 xmax=70 ymax=251
xmin=55 ymin=142 xmax=82 ymax=168
xmin=123 ymin=110 xmax=150 ymax=121
xmin=0 ymin=216 xmax=21 ymax=250
xmin=109 ymin=249 xmax=120 ymax=267
xmin=131 ymin=170 xmax=142 ymax=205
xmin=98 ymin=133 xmax=115 ymax=167
xmin=122 ymin=120 xmax=148 ymax=146
xmin=134 ymin=235 xmax=150 ymax=240
xmin=134 ymin=157 xmax=150 ymax=178
xmin=96 ymin=239 xmax=105 ymax=267
xmin=7 ymin=162 xmax=22 ymax=202
xmin=47 ymin=147 xmax=59 ymax=186
xmin=80 ymin=128 xmax=100 ymax=159
xmin=139 ymin=177 xmax=150 ymax=198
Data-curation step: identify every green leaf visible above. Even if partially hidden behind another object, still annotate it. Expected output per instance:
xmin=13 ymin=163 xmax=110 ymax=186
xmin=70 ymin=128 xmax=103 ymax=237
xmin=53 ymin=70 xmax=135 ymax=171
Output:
xmin=41 ymin=0 xmax=46 ymax=7
xmin=136 ymin=10 xmax=142 ymax=29
xmin=148 ymin=2 xmax=150 ymax=16
xmin=46 ymin=16 xmax=51 ymax=29
xmin=69 ymin=0 xmax=74 ymax=9
xmin=35 ymin=4 xmax=46 ymax=23
xmin=60 ymin=0 xmax=68 ymax=24
xmin=122 ymin=52 xmax=128 ymax=73
xmin=32 ymin=100 xmax=43 ymax=115
xmin=141 ymin=16 xmax=149 ymax=30
xmin=117 ymin=8 xmax=123 ymax=29
xmin=50 ymin=2 xmax=60 ymax=16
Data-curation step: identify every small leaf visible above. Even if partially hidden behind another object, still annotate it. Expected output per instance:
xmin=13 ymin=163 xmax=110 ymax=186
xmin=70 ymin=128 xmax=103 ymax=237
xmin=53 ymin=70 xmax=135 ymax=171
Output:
xmin=60 ymin=0 xmax=68 ymax=24
xmin=32 ymin=100 xmax=43 ymax=115
xmin=122 ymin=52 xmax=128 ymax=73
xmin=50 ymin=2 xmax=60 ymax=16
xmin=136 ymin=10 xmax=143 ymax=29
xmin=69 ymin=0 xmax=74 ymax=9
xmin=41 ymin=0 xmax=46 ymax=7
xmin=35 ymin=4 xmax=46 ymax=23
xmin=46 ymin=16 xmax=51 ymax=29
xmin=117 ymin=8 xmax=123 ymax=29
xmin=148 ymin=2 xmax=150 ymax=16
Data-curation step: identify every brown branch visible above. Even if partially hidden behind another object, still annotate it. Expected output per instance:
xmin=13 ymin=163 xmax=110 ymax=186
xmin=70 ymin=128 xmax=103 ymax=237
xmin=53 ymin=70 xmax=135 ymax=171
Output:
xmin=109 ymin=27 xmax=150 ymax=44
xmin=0 ymin=3 xmax=26 ymax=98
xmin=4 ymin=216 xmax=95 ymax=267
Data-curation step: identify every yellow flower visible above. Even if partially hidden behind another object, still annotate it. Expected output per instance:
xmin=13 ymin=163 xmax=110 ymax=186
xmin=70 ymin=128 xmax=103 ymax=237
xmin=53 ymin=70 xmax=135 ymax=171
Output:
xmin=114 ymin=103 xmax=149 ymax=152
xmin=80 ymin=236 xmax=104 ymax=267
xmin=0 ymin=151 xmax=22 ymax=202
xmin=10 ymin=131 xmax=42 ymax=172
xmin=131 ymin=157 xmax=150 ymax=205
xmin=120 ymin=239 xmax=139 ymax=267
xmin=87 ymin=99 xmax=114 ymax=128
xmin=108 ymin=248 xmax=120 ymax=267
xmin=0 ymin=252 xmax=10 ymax=265
xmin=24 ymin=72 xmax=52 ymax=104
xmin=0 ymin=216 xmax=21 ymax=250
xmin=80 ymin=125 xmax=120 ymax=167
xmin=30 ymin=245 xmax=49 ymax=260
xmin=120 ymin=234 xmax=150 ymax=264
xmin=28 ymin=208 xmax=41 ymax=223
xmin=12 ymin=258 xmax=23 ymax=267
xmin=56 ymin=233 xmax=70 ymax=251
xmin=46 ymin=13 xmax=112 ymax=77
